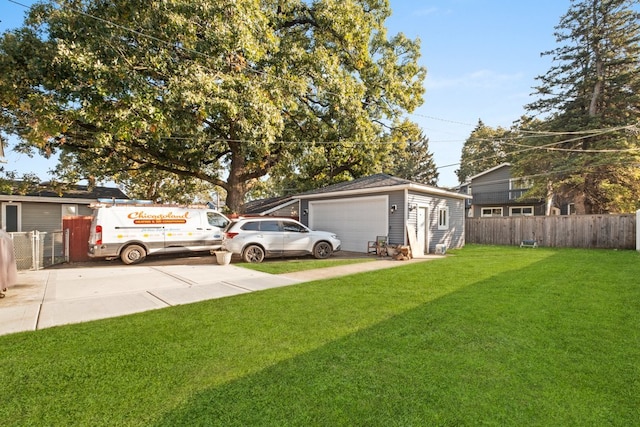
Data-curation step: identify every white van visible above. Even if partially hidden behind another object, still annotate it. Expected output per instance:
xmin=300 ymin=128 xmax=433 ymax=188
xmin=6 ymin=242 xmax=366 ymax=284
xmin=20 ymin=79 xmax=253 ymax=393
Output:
xmin=88 ymin=202 xmax=230 ymax=264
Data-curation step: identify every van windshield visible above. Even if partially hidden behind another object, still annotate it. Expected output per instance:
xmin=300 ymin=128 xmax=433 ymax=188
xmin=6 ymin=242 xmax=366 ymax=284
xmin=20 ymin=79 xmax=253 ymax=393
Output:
xmin=207 ymin=212 xmax=229 ymax=228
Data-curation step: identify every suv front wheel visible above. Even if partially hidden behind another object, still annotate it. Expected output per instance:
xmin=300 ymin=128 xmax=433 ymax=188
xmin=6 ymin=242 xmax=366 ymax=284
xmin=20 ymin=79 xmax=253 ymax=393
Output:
xmin=243 ymin=245 xmax=265 ymax=263
xmin=313 ymin=241 xmax=332 ymax=259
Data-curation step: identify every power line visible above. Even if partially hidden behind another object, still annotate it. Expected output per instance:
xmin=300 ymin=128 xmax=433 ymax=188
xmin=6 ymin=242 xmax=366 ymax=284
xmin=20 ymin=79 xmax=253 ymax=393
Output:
xmin=438 ymin=124 xmax=639 ymax=171
xmin=5 ymin=0 xmax=640 ymax=183
xmin=460 ymin=159 xmax=640 ymax=190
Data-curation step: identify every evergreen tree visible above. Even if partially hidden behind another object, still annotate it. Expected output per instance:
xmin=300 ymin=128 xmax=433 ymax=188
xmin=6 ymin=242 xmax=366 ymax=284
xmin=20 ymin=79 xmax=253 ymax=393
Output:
xmin=522 ymin=0 xmax=640 ymax=213
xmin=456 ymin=120 xmax=509 ymax=183
xmin=385 ymin=120 xmax=438 ymax=186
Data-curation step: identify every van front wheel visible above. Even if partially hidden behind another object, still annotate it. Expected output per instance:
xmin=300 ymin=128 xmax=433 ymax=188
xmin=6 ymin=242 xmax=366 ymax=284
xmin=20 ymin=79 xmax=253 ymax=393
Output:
xmin=121 ymin=244 xmax=146 ymax=265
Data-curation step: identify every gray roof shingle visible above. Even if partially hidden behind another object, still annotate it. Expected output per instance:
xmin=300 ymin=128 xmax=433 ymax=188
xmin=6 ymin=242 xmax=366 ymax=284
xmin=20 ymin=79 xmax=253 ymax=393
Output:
xmin=297 ymin=173 xmax=414 ymax=196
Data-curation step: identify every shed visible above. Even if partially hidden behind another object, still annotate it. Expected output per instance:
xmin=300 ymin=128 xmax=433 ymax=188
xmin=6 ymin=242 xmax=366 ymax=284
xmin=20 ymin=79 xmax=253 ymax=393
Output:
xmin=1 ymin=181 xmax=128 ymax=234
xmin=295 ymin=174 xmax=470 ymax=255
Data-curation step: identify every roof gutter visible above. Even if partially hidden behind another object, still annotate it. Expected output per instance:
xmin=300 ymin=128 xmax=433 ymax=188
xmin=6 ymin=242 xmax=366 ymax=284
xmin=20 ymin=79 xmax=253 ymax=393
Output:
xmin=294 ymin=184 xmax=471 ymax=200
xmin=0 ymin=195 xmax=99 ymax=204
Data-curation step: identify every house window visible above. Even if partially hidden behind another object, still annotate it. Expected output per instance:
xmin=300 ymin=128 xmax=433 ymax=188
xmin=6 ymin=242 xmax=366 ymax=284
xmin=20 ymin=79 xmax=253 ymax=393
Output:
xmin=509 ymin=178 xmax=532 ymax=200
xmin=62 ymin=204 xmax=78 ymax=217
xmin=438 ymin=207 xmax=449 ymax=230
xmin=510 ymin=177 xmax=533 ymax=190
xmin=481 ymin=207 xmax=503 ymax=217
xmin=568 ymin=203 xmax=576 ymax=215
xmin=509 ymin=206 xmax=534 ymax=216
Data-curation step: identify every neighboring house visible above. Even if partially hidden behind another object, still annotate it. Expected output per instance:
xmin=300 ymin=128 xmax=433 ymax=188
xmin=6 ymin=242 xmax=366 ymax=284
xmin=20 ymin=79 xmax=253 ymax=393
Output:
xmin=292 ymin=173 xmax=470 ymax=255
xmin=1 ymin=182 xmax=128 ymax=235
xmin=240 ymin=195 xmax=299 ymax=219
xmin=459 ymin=163 xmax=549 ymax=218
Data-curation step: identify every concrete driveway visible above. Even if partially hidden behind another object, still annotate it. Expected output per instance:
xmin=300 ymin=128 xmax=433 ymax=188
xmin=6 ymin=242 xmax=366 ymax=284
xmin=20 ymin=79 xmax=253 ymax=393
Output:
xmin=0 ymin=252 xmax=438 ymax=336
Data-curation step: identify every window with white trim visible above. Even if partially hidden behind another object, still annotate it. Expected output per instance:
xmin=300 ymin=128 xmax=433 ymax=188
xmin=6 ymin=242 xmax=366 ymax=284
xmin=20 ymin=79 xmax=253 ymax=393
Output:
xmin=438 ymin=207 xmax=449 ymax=230
xmin=62 ymin=204 xmax=78 ymax=217
xmin=509 ymin=206 xmax=534 ymax=216
xmin=509 ymin=178 xmax=533 ymax=200
xmin=481 ymin=207 xmax=503 ymax=217
xmin=509 ymin=178 xmax=533 ymax=190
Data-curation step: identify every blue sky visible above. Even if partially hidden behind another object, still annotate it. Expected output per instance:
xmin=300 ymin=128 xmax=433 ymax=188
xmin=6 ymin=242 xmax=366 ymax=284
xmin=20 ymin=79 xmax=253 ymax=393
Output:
xmin=1 ymin=0 xmax=572 ymax=187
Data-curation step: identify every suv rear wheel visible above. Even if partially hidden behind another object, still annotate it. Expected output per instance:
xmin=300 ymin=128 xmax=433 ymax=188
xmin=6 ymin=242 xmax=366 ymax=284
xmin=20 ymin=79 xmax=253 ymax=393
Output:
xmin=243 ymin=245 xmax=265 ymax=263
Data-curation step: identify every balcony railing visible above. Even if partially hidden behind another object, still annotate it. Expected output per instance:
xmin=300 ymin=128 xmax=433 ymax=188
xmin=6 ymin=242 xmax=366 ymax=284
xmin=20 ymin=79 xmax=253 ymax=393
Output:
xmin=469 ymin=188 xmax=539 ymax=205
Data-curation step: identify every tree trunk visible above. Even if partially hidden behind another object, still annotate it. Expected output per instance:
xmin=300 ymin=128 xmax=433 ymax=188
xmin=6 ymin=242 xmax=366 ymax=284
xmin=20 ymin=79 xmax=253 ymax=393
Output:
xmin=225 ymin=140 xmax=248 ymax=214
xmin=589 ymin=58 xmax=604 ymax=117
xmin=225 ymin=176 xmax=247 ymax=214
xmin=545 ymin=180 xmax=555 ymax=216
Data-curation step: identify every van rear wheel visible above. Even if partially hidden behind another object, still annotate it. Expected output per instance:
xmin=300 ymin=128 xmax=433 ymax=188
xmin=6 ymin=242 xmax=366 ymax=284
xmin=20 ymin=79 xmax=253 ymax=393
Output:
xmin=121 ymin=244 xmax=146 ymax=265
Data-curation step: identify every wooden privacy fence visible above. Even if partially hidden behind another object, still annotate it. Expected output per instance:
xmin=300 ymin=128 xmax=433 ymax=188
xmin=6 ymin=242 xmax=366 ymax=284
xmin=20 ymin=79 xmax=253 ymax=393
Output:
xmin=466 ymin=214 xmax=637 ymax=249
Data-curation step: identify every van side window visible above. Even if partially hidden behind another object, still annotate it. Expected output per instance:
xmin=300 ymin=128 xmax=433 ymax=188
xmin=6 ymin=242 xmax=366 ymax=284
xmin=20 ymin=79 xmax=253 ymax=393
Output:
xmin=207 ymin=213 xmax=229 ymax=228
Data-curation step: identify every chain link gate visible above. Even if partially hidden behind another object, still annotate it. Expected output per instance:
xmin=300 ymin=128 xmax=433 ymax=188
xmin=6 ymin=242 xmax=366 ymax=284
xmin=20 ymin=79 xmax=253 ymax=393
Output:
xmin=8 ymin=230 xmax=69 ymax=271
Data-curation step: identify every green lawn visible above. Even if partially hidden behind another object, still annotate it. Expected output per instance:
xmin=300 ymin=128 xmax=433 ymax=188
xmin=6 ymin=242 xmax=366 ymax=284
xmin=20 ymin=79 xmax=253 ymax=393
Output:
xmin=1 ymin=245 xmax=638 ymax=426
xmin=238 ymin=256 xmax=375 ymax=274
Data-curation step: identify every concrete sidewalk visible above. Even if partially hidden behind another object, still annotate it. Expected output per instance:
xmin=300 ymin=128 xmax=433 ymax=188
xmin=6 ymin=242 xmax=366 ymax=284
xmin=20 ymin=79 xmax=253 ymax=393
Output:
xmin=0 ymin=256 xmax=437 ymax=336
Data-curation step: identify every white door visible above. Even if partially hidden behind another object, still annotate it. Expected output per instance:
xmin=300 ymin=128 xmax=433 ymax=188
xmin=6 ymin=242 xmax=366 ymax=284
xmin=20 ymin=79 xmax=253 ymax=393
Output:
xmin=309 ymin=196 xmax=388 ymax=252
xmin=417 ymin=206 xmax=429 ymax=255
xmin=282 ymin=220 xmax=312 ymax=252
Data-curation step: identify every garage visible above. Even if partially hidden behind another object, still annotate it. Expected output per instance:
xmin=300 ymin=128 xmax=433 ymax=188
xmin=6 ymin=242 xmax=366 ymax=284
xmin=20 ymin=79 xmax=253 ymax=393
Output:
xmin=308 ymin=196 xmax=388 ymax=252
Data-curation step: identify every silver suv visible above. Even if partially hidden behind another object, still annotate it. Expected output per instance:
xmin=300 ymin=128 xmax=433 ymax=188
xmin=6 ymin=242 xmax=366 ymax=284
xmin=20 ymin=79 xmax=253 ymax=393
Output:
xmin=222 ymin=218 xmax=341 ymax=263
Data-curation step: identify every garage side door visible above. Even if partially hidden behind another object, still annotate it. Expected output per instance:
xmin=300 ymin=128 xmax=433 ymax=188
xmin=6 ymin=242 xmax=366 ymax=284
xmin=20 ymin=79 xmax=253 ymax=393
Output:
xmin=309 ymin=196 xmax=388 ymax=252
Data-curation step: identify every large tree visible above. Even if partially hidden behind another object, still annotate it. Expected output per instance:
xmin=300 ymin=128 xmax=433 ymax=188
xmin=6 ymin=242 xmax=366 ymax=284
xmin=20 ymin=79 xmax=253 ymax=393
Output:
xmin=521 ymin=0 xmax=640 ymax=213
xmin=456 ymin=120 xmax=510 ymax=183
xmin=384 ymin=120 xmax=438 ymax=185
xmin=0 ymin=0 xmax=425 ymax=212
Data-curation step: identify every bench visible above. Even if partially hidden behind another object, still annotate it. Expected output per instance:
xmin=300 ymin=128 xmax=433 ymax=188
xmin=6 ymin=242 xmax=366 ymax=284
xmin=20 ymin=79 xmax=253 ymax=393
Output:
xmin=520 ymin=240 xmax=538 ymax=248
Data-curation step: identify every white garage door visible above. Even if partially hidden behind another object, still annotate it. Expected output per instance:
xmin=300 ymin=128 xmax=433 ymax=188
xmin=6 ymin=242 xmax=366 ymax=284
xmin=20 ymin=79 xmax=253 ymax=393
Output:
xmin=309 ymin=196 xmax=388 ymax=252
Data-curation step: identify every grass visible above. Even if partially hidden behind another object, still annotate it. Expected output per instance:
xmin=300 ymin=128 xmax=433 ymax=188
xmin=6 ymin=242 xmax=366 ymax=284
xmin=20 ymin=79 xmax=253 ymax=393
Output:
xmin=1 ymin=245 xmax=639 ymax=426
xmin=238 ymin=256 xmax=375 ymax=274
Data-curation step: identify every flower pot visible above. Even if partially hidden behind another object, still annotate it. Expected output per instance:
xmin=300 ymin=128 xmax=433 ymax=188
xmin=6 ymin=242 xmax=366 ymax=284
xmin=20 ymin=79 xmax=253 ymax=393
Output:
xmin=214 ymin=251 xmax=232 ymax=265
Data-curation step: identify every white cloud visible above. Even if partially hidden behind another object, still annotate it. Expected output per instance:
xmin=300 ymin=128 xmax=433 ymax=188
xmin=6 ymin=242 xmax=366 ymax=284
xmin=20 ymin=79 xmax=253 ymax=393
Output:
xmin=426 ymin=69 xmax=525 ymax=90
xmin=412 ymin=7 xmax=453 ymax=17
xmin=412 ymin=7 xmax=439 ymax=16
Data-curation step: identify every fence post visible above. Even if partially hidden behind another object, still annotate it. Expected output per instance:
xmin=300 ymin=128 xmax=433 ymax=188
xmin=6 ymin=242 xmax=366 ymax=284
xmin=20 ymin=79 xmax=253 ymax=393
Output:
xmin=64 ymin=229 xmax=70 ymax=263
xmin=637 ymin=210 xmax=640 ymax=252
xmin=30 ymin=231 xmax=38 ymax=270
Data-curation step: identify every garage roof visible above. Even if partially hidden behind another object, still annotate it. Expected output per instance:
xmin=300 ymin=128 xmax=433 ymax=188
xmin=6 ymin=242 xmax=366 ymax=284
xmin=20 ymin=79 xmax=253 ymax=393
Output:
xmin=294 ymin=173 xmax=470 ymax=200
xmin=0 ymin=181 xmax=128 ymax=204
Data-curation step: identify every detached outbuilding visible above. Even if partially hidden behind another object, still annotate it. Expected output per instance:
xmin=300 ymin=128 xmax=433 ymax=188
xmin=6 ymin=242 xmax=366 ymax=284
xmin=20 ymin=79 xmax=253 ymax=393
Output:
xmin=295 ymin=174 xmax=470 ymax=255
xmin=1 ymin=182 xmax=128 ymax=268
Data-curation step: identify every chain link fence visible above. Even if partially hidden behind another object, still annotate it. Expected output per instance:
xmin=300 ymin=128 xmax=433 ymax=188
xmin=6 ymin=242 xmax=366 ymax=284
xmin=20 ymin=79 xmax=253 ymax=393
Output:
xmin=8 ymin=230 xmax=69 ymax=271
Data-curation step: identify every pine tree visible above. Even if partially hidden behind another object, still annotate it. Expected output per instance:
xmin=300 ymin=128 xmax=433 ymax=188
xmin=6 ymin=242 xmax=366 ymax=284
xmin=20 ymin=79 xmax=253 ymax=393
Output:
xmin=523 ymin=0 xmax=640 ymax=213
xmin=456 ymin=120 xmax=509 ymax=183
xmin=385 ymin=120 xmax=438 ymax=185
